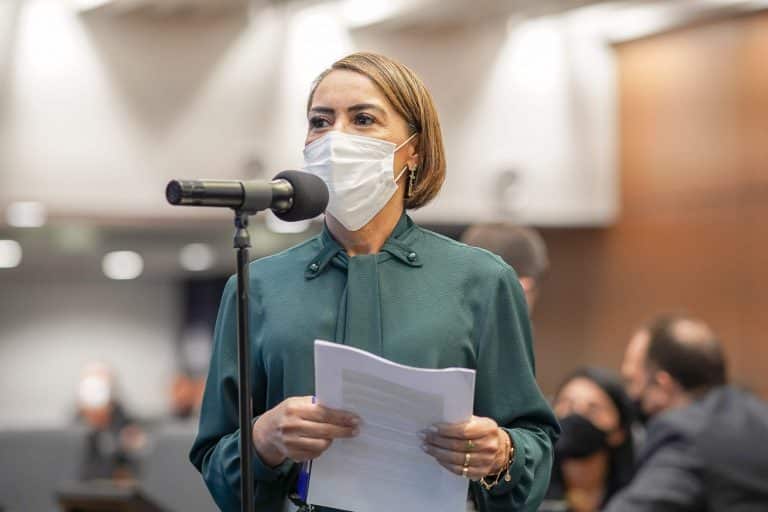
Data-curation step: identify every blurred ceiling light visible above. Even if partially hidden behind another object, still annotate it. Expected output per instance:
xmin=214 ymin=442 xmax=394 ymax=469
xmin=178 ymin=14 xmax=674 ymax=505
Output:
xmin=179 ymin=243 xmax=216 ymax=272
xmin=102 ymin=250 xmax=143 ymax=280
xmin=6 ymin=201 xmax=47 ymax=228
xmin=340 ymin=0 xmax=411 ymax=27
xmin=0 ymin=240 xmax=23 ymax=269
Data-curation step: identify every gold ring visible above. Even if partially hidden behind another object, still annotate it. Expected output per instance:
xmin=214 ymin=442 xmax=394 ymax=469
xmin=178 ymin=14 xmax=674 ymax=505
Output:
xmin=466 ymin=439 xmax=475 ymax=451
xmin=462 ymin=466 xmax=469 ymax=478
xmin=463 ymin=452 xmax=471 ymax=467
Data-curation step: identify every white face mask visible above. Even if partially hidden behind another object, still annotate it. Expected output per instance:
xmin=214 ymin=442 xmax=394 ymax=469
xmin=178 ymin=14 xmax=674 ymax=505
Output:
xmin=303 ymin=131 xmax=416 ymax=231
xmin=78 ymin=376 xmax=111 ymax=408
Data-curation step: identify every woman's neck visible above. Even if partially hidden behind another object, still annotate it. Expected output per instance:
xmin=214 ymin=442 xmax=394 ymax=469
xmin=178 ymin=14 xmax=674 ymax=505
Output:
xmin=561 ymin=452 xmax=609 ymax=512
xmin=326 ymin=198 xmax=405 ymax=256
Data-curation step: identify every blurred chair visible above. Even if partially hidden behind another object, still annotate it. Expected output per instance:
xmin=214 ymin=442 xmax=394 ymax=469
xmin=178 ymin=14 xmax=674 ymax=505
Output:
xmin=141 ymin=422 xmax=215 ymax=512
xmin=0 ymin=427 xmax=87 ymax=512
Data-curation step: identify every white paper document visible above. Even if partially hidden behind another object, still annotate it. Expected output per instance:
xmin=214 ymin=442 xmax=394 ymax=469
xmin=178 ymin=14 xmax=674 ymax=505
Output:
xmin=307 ymin=339 xmax=476 ymax=512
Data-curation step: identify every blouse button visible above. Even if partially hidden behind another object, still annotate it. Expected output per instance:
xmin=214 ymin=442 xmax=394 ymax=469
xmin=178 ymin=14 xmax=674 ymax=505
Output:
xmin=309 ymin=263 xmax=319 ymax=272
xmin=407 ymin=252 xmax=417 ymax=262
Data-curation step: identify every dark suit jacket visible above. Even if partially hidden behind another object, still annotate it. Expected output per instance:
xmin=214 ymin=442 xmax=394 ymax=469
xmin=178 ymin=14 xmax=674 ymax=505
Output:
xmin=604 ymin=386 xmax=768 ymax=512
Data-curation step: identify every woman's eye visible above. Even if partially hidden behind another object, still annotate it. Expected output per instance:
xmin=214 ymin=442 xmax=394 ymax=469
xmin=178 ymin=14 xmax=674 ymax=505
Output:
xmin=354 ymin=113 xmax=375 ymax=126
xmin=309 ymin=117 xmax=330 ymax=129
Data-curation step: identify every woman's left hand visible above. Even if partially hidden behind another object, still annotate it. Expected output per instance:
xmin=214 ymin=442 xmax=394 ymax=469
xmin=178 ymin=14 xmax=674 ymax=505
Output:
xmin=422 ymin=415 xmax=509 ymax=480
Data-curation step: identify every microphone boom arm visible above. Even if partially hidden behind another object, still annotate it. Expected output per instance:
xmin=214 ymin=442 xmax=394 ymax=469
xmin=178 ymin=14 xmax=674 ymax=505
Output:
xmin=165 ymin=179 xmax=294 ymax=214
xmin=165 ymin=171 xmax=327 ymax=220
xmin=241 ymin=180 xmax=293 ymax=214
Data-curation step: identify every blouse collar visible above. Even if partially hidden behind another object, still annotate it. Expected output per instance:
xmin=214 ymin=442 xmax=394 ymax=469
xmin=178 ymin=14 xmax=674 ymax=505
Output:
xmin=305 ymin=212 xmax=422 ymax=279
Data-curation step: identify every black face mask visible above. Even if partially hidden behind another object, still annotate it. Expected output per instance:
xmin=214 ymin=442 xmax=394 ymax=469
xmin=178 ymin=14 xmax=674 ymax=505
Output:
xmin=555 ymin=414 xmax=609 ymax=460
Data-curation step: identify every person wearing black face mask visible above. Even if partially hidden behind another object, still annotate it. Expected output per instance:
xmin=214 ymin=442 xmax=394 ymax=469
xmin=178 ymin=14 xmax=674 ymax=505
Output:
xmin=542 ymin=368 xmax=635 ymax=512
xmin=555 ymin=414 xmax=611 ymax=460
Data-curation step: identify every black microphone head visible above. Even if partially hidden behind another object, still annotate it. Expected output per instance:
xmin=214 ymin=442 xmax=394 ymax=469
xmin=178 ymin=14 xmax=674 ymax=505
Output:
xmin=166 ymin=180 xmax=183 ymax=205
xmin=272 ymin=170 xmax=329 ymax=222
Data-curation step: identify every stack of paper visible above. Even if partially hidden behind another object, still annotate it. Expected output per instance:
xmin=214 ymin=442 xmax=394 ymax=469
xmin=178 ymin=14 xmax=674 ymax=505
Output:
xmin=308 ymin=340 xmax=476 ymax=512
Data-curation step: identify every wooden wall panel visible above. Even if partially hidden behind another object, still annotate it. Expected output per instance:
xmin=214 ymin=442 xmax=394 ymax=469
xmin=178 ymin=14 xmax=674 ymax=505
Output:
xmin=532 ymin=12 xmax=768 ymax=398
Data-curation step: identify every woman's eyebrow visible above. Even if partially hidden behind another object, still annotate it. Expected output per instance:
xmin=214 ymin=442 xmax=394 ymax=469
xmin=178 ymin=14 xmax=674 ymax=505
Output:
xmin=309 ymin=103 xmax=388 ymax=118
xmin=308 ymin=106 xmax=335 ymax=115
xmin=348 ymin=103 xmax=387 ymax=116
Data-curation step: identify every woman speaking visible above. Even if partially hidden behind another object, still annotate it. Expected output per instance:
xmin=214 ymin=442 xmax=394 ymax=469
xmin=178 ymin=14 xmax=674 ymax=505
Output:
xmin=190 ymin=52 xmax=559 ymax=512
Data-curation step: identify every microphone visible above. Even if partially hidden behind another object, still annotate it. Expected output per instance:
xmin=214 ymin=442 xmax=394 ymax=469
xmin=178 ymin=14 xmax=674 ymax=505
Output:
xmin=165 ymin=170 xmax=328 ymax=221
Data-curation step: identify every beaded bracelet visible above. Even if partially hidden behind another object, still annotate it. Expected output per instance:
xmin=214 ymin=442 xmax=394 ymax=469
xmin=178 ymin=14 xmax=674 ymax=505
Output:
xmin=479 ymin=430 xmax=515 ymax=490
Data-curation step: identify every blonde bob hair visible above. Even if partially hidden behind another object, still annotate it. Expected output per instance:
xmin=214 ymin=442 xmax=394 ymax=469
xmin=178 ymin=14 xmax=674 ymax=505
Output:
xmin=306 ymin=52 xmax=446 ymax=210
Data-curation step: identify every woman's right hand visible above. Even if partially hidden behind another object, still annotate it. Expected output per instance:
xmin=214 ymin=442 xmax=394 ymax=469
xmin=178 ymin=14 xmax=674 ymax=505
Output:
xmin=251 ymin=396 xmax=360 ymax=466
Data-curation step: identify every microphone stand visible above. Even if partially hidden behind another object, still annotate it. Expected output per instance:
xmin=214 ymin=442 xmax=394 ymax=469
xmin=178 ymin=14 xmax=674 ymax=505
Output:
xmin=231 ymin=184 xmax=293 ymax=512
xmin=166 ymin=171 xmax=328 ymax=512
xmin=233 ymin=210 xmax=254 ymax=512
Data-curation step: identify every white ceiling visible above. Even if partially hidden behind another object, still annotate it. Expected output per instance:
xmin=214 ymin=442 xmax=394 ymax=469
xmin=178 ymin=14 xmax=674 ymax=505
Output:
xmin=70 ymin=0 xmax=269 ymax=16
xmin=67 ymin=0 xmax=768 ymax=37
xmin=339 ymin=0 xmax=768 ymax=36
xmin=71 ymin=0 xmax=616 ymax=22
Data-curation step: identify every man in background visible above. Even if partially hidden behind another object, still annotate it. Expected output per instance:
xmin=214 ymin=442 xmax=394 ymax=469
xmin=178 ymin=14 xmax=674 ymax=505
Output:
xmin=621 ymin=324 xmax=651 ymax=425
xmin=621 ymin=324 xmax=653 ymax=450
xmin=606 ymin=314 xmax=768 ymax=511
xmin=461 ymin=223 xmax=548 ymax=313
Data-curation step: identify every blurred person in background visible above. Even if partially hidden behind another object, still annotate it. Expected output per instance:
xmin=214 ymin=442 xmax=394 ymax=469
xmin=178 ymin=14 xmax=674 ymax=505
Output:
xmin=75 ymin=362 xmax=146 ymax=482
xmin=605 ymin=314 xmax=768 ymax=511
xmin=460 ymin=224 xmax=548 ymax=314
xmin=620 ymin=323 xmax=653 ymax=450
xmin=542 ymin=367 xmax=635 ymax=512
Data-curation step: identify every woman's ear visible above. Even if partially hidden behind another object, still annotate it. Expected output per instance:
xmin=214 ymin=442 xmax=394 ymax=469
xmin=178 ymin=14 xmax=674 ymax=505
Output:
xmin=406 ymin=136 xmax=419 ymax=170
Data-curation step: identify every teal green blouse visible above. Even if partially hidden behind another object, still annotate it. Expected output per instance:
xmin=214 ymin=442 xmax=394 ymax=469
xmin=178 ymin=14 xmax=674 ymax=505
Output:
xmin=190 ymin=213 xmax=559 ymax=511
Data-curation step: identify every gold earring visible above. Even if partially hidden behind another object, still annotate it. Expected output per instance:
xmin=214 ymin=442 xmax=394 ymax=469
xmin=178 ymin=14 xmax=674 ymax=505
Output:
xmin=406 ymin=166 xmax=418 ymax=198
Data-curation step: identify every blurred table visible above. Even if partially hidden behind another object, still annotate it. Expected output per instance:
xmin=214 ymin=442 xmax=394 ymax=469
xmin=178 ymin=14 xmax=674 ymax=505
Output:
xmin=57 ymin=480 xmax=164 ymax=512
